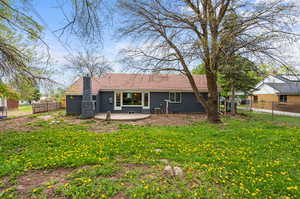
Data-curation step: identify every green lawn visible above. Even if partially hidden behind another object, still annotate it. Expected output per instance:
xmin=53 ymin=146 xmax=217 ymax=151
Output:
xmin=0 ymin=113 xmax=299 ymax=198
xmin=7 ymin=105 xmax=32 ymax=118
xmin=18 ymin=104 xmax=32 ymax=112
xmin=240 ymin=110 xmax=300 ymax=126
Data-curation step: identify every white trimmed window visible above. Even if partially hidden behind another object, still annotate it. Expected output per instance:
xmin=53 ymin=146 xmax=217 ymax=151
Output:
xmin=143 ymin=92 xmax=150 ymax=109
xmin=114 ymin=91 xmax=150 ymax=110
xmin=169 ymin=92 xmax=181 ymax=103
xmin=123 ymin=92 xmax=142 ymax=106
xmin=114 ymin=92 xmax=121 ymax=110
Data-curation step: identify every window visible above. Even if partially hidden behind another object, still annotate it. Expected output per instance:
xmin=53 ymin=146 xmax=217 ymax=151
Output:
xmin=114 ymin=92 xmax=121 ymax=110
xmin=123 ymin=92 xmax=142 ymax=105
xmin=114 ymin=91 xmax=150 ymax=109
xmin=116 ymin=92 xmax=121 ymax=107
xmin=253 ymin=96 xmax=258 ymax=103
xmin=169 ymin=92 xmax=181 ymax=103
xmin=279 ymin=95 xmax=287 ymax=103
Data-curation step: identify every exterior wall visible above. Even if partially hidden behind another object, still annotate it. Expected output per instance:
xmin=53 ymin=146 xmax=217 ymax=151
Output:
xmin=97 ymin=91 xmax=207 ymax=113
xmin=66 ymin=95 xmax=97 ymax=115
xmin=67 ymin=91 xmax=208 ymax=115
xmin=150 ymin=92 xmax=207 ymax=113
xmin=251 ymin=94 xmax=278 ymax=109
xmin=7 ymin=99 xmax=19 ymax=110
xmin=287 ymin=95 xmax=300 ymax=103
xmin=0 ymin=98 xmax=7 ymax=107
xmin=250 ymin=94 xmax=300 ymax=112
xmin=66 ymin=95 xmax=82 ymax=115
xmin=251 ymin=94 xmax=300 ymax=103
xmin=252 ymin=94 xmax=278 ymax=102
xmin=0 ymin=98 xmax=19 ymax=110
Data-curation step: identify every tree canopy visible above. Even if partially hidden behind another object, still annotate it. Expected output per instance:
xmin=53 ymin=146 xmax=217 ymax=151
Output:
xmin=117 ymin=0 xmax=300 ymax=123
xmin=0 ymin=0 xmax=45 ymax=83
xmin=65 ymin=48 xmax=113 ymax=78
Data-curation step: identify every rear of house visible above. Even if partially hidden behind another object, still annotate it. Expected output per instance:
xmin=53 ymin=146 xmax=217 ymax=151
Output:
xmin=65 ymin=73 xmax=213 ymax=115
xmin=250 ymin=75 xmax=300 ymax=112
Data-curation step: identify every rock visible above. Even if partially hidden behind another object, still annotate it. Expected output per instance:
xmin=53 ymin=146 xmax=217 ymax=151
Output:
xmin=163 ymin=165 xmax=184 ymax=177
xmin=106 ymin=111 xmax=111 ymax=121
xmin=163 ymin=165 xmax=173 ymax=175
xmin=173 ymin=166 xmax=184 ymax=177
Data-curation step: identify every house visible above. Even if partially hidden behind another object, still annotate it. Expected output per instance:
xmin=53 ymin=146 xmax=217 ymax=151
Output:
xmin=250 ymin=74 xmax=300 ymax=111
xmin=65 ymin=73 xmax=214 ymax=115
xmin=0 ymin=97 xmax=19 ymax=110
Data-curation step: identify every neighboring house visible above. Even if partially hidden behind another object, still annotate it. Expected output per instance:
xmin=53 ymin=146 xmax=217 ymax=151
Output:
xmin=0 ymin=97 xmax=19 ymax=110
xmin=65 ymin=73 xmax=215 ymax=115
xmin=250 ymin=74 xmax=300 ymax=111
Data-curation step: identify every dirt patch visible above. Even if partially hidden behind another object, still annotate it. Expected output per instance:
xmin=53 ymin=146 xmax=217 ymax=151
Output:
xmin=1 ymin=112 xmax=206 ymax=134
xmin=60 ymin=114 xmax=207 ymax=133
xmin=64 ymin=116 xmax=122 ymax=133
xmin=114 ymin=191 xmax=126 ymax=199
xmin=128 ymin=114 xmax=206 ymax=126
xmin=7 ymin=110 xmax=32 ymax=118
xmin=16 ymin=168 xmax=73 ymax=197
xmin=121 ymin=163 xmax=152 ymax=172
xmin=0 ymin=111 xmax=65 ymax=134
xmin=0 ymin=117 xmax=36 ymax=134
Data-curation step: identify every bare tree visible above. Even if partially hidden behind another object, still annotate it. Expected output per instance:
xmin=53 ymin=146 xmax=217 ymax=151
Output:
xmin=0 ymin=0 xmax=50 ymax=83
xmin=117 ymin=0 xmax=300 ymax=123
xmin=65 ymin=48 xmax=113 ymax=77
xmin=55 ymin=0 xmax=112 ymax=44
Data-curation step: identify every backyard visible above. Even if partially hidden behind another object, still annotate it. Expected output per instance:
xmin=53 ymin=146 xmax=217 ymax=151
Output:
xmin=6 ymin=105 xmax=33 ymax=118
xmin=0 ymin=111 xmax=299 ymax=199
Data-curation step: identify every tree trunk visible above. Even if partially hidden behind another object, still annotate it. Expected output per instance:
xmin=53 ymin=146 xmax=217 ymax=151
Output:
xmin=206 ymin=72 xmax=221 ymax=123
xmin=230 ymin=85 xmax=236 ymax=115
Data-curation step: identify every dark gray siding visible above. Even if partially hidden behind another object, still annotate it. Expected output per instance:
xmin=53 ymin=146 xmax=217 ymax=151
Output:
xmin=66 ymin=95 xmax=96 ymax=115
xmin=96 ymin=91 xmax=207 ymax=113
xmin=66 ymin=95 xmax=82 ymax=115
xmin=98 ymin=91 xmax=113 ymax=113
xmin=150 ymin=92 xmax=207 ymax=113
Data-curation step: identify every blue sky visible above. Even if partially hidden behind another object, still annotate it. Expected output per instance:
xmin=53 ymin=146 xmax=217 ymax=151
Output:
xmin=27 ymin=0 xmax=300 ymax=90
xmin=29 ymin=0 xmax=124 ymax=88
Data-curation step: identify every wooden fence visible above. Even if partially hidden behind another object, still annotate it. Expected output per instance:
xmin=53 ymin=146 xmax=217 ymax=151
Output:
xmin=32 ymin=102 xmax=61 ymax=114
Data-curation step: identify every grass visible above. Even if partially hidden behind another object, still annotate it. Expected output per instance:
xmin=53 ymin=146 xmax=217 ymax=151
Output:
xmin=18 ymin=104 xmax=32 ymax=113
xmin=0 ymin=112 xmax=299 ymax=198
xmin=6 ymin=105 xmax=32 ymax=119
xmin=240 ymin=109 xmax=300 ymax=126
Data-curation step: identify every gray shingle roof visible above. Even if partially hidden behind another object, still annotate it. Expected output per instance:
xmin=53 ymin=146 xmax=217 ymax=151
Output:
xmin=265 ymin=82 xmax=300 ymax=95
xmin=273 ymin=75 xmax=300 ymax=83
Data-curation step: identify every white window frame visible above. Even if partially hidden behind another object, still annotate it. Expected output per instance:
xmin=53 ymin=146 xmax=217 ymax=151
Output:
xmin=114 ymin=91 xmax=150 ymax=110
xmin=169 ymin=92 xmax=182 ymax=103
xmin=143 ymin=92 xmax=150 ymax=109
xmin=114 ymin=92 xmax=122 ymax=110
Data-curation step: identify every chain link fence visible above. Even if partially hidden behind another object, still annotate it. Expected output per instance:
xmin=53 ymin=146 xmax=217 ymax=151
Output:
xmin=238 ymin=99 xmax=300 ymax=119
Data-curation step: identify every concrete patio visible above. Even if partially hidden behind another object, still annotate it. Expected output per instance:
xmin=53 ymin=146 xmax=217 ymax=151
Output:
xmin=95 ymin=113 xmax=151 ymax=121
